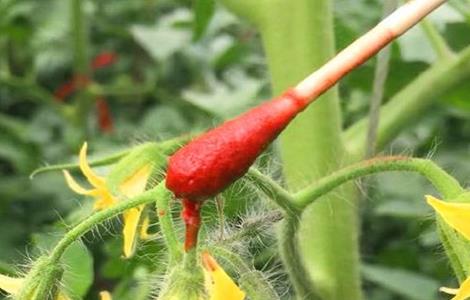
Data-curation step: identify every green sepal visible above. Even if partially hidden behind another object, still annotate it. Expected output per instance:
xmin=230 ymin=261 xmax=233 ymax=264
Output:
xmin=105 ymin=142 xmax=166 ymax=195
xmin=158 ymin=260 xmax=205 ymax=300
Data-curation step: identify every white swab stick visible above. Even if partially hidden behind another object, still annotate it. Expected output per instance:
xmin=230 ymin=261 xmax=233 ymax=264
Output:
xmin=294 ymin=0 xmax=447 ymax=103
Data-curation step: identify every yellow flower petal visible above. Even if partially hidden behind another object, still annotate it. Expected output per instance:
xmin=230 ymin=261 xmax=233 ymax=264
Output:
xmin=119 ymin=165 xmax=152 ymax=197
xmin=202 ymin=252 xmax=245 ymax=300
xmin=440 ymin=277 xmax=470 ymax=300
xmin=119 ymin=165 xmax=152 ymax=258
xmin=0 ymin=274 xmax=24 ymax=296
xmin=426 ymin=195 xmax=470 ymax=240
xmin=57 ymin=291 xmax=72 ymax=300
xmin=79 ymin=142 xmax=106 ymax=188
xmin=140 ymin=216 xmax=152 ymax=240
xmin=100 ymin=291 xmax=112 ymax=300
xmin=63 ymin=170 xmax=94 ymax=195
xmin=93 ymin=191 xmax=117 ymax=210
xmin=122 ymin=207 xmax=143 ymax=258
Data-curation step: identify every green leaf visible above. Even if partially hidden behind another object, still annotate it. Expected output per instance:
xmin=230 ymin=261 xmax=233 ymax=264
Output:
xmin=130 ymin=9 xmax=192 ymax=62
xmin=61 ymin=242 xmax=94 ymax=298
xmin=193 ymin=0 xmax=215 ymax=41
xmin=362 ymin=264 xmax=440 ymax=300
xmin=182 ymin=70 xmax=263 ymax=119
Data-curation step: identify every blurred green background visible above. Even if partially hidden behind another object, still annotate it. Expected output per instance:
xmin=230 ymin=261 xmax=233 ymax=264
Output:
xmin=1 ymin=0 xmax=470 ymax=299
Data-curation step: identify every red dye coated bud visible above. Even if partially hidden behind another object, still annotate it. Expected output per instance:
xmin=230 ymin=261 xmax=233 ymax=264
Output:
xmin=166 ymin=89 xmax=307 ymax=201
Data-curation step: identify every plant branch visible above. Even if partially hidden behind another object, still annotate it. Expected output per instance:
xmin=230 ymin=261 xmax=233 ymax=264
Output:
xmin=246 ymin=168 xmax=299 ymax=214
xmin=156 ymin=181 xmax=183 ymax=265
xmin=279 ymin=216 xmax=321 ymax=300
xmin=70 ymin=0 xmax=90 ymax=137
xmin=49 ymin=185 xmax=162 ymax=264
xmin=294 ymin=156 xmax=464 ymax=208
xmin=344 ymin=45 xmax=470 ymax=156
xmin=293 ymin=0 xmax=446 ymax=102
xmin=420 ymin=18 xmax=454 ymax=60
xmin=215 ymin=210 xmax=283 ymax=246
xmin=0 ymin=74 xmax=62 ymax=109
xmin=30 ymin=136 xmax=190 ymax=178
xmin=449 ymin=0 xmax=470 ymax=24
xmin=365 ymin=0 xmax=396 ymax=158
xmin=30 ymin=149 xmax=130 ymax=179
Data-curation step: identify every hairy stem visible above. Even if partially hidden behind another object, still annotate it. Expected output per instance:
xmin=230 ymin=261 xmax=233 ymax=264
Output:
xmin=293 ymin=156 xmax=468 ymax=281
xmin=279 ymin=216 xmax=320 ymax=300
xmin=246 ymin=168 xmax=298 ymax=214
xmin=155 ymin=181 xmax=183 ymax=265
xmin=255 ymin=0 xmax=360 ymax=298
xmin=216 ymin=210 xmax=283 ymax=247
xmin=294 ymin=156 xmax=464 ymax=208
xmin=71 ymin=0 xmax=88 ymax=75
xmin=49 ymin=186 xmax=162 ymax=263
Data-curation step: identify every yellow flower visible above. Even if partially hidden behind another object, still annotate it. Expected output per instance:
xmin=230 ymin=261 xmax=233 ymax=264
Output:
xmin=427 ymin=195 xmax=470 ymax=300
xmin=202 ymin=251 xmax=246 ymax=300
xmin=427 ymin=195 xmax=470 ymax=241
xmin=63 ymin=142 xmax=152 ymax=258
xmin=439 ymin=278 xmax=470 ymax=300
xmin=99 ymin=291 xmax=113 ymax=300
xmin=0 ymin=274 xmax=23 ymax=296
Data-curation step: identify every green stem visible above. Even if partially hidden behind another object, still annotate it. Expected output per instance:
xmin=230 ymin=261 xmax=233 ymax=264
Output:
xmin=246 ymin=168 xmax=298 ymax=214
xmin=71 ymin=0 xmax=88 ymax=75
xmin=294 ymin=157 xmax=464 ymax=208
xmin=30 ymin=149 xmax=130 ymax=178
xmin=345 ymin=45 xmax=470 ymax=156
xmin=217 ymin=0 xmax=266 ymax=27
xmin=183 ymin=248 xmax=198 ymax=271
xmin=0 ymin=74 xmax=62 ymax=109
xmin=449 ymin=0 xmax=470 ymax=25
xmin=30 ymin=136 xmax=190 ymax=178
xmin=216 ymin=210 xmax=283 ymax=246
xmin=420 ymin=18 xmax=454 ymax=60
xmin=293 ymin=156 xmax=469 ymax=283
xmin=253 ymin=1 xmax=360 ymax=298
xmin=70 ymin=0 xmax=90 ymax=137
xmin=156 ymin=181 xmax=183 ymax=265
xmin=279 ymin=216 xmax=320 ymax=300
xmin=365 ymin=0 xmax=396 ymax=158
xmin=49 ymin=185 xmax=162 ymax=263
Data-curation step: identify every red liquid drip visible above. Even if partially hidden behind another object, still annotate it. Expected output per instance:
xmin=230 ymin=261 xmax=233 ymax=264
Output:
xmin=181 ymin=198 xmax=202 ymax=251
